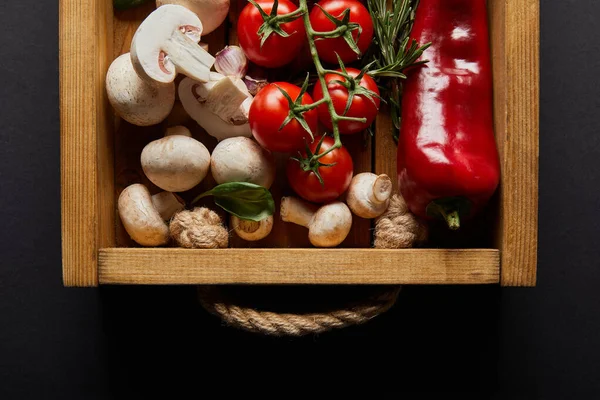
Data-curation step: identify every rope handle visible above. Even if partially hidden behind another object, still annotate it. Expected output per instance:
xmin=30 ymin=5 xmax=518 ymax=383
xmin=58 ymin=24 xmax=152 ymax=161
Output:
xmin=195 ymin=194 xmax=426 ymax=337
xmin=197 ymin=286 xmax=401 ymax=336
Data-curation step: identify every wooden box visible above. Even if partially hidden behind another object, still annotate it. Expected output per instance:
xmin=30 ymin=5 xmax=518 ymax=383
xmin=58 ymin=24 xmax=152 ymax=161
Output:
xmin=59 ymin=0 xmax=539 ymax=287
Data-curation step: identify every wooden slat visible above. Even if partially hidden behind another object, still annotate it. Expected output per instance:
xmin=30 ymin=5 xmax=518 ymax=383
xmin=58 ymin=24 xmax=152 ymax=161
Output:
xmin=98 ymin=248 xmax=499 ymax=285
xmin=374 ymin=104 xmax=399 ymax=192
xmin=490 ymin=0 xmax=539 ymax=286
xmin=60 ymin=0 xmax=113 ymax=286
xmin=97 ymin=0 xmax=116 ymax=260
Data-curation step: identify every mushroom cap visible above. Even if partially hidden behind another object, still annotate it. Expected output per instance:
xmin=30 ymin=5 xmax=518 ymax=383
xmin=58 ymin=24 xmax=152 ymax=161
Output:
xmin=179 ymin=76 xmax=252 ymax=141
xmin=118 ymin=184 xmax=170 ymax=246
xmin=346 ymin=173 xmax=392 ymax=219
xmin=141 ymin=135 xmax=211 ymax=192
xmin=230 ymin=215 xmax=273 ymax=241
xmin=131 ymin=5 xmax=214 ymax=84
xmin=156 ymin=0 xmax=230 ymax=35
xmin=106 ymin=53 xmax=175 ymax=126
xmin=308 ymin=202 xmax=352 ymax=248
xmin=211 ymin=137 xmax=275 ymax=189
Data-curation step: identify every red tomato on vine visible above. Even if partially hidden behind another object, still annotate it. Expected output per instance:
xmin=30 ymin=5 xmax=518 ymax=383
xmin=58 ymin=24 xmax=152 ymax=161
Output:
xmin=309 ymin=0 xmax=374 ymax=64
xmin=238 ymin=0 xmax=306 ymax=68
xmin=286 ymin=135 xmax=354 ymax=203
xmin=250 ymin=82 xmax=319 ymax=153
xmin=312 ymin=67 xmax=381 ymax=134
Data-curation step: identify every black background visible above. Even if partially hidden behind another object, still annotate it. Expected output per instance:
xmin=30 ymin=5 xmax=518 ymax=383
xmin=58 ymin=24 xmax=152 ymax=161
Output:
xmin=1 ymin=0 xmax=599 ymax=398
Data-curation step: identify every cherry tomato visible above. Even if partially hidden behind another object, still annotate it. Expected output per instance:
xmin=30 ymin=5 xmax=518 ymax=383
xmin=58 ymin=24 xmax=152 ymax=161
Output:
xmin=238 ymin=0 xmax=306 ymax=68
xmin=309 ymin=0 xmax=374 ymax=64
xmin=312 ymin=67 xmax=380 ymax=134
xmin=250 ymin=82 xmax=319 ymax=153
xmin=286 ymin=136 xmax=353 ymax=203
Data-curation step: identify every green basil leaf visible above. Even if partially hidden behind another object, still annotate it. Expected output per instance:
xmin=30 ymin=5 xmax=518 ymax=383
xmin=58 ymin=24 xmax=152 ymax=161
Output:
xmin=193 ymin=182 xmax=275 ymax=222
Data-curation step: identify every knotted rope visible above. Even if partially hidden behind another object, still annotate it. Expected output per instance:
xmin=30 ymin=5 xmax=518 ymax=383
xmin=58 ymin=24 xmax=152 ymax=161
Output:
xmin=170 ymin=207 xmax=229 ymax=249
xmin=374 ymin=194 xmax=428 ymax=248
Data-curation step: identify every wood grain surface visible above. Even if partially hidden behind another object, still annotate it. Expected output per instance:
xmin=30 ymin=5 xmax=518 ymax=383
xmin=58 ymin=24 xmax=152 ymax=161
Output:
xmin=60 ymin=0 xmax=114 ymax=286
xmin=99 ymin=248 xmax=500 ymax=285
xmin=490 ymin=0 xmax=539 ymax=286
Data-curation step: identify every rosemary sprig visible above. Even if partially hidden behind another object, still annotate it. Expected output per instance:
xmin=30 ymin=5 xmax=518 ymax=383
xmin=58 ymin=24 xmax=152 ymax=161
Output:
xmin=365 ymin=0 xmax=430 ymax=141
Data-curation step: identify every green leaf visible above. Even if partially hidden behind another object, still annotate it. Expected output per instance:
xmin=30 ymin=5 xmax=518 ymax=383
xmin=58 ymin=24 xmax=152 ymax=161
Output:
xmin=192 ymin=182 xmax=275 ymax=222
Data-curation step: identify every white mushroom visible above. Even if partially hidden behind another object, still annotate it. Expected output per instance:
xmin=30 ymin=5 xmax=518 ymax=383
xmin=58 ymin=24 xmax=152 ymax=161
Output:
xmin=193 ymin=73 xmax=250 ymax=122
xmin=106 ymin=53 xmax=175 ymax=126
xmin=179 ymin=76 xmax=253 ymax=141
xmin=346 ymin=173 xmax=393 ymax=219
xmin=165 ymin=125 xmax=192 ymax=137
xmin=230 ymin=215 xmax=273 ymax=241
xmin=130 ymin=5 xmax=215 ymax=84
xmin=211 ymin=137 xmax=275 ymax=189
xmin=141 ymin=134 xmax=211 ymax=192
xmin=156 ymin=0 xmax=230 ymax=35
xmin=118 ymin=184 xmax=185 ymax=246
xmin=280 ymin=197 xmax=352 ymax=248
xmin=151 ymin=190 xmax=186 ymax=220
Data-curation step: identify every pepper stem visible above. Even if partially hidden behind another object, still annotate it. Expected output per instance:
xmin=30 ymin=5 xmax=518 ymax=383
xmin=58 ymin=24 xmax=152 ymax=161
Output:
xmin=439 ymin=209 xmax=460 ymax=231
xmin=425 ymin=197 xmax=472 ymax=231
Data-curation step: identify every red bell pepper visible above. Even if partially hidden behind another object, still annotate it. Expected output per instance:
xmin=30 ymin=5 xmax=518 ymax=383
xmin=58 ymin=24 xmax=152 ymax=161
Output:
xmin=397 ymin=0 xmax=500 ymax=230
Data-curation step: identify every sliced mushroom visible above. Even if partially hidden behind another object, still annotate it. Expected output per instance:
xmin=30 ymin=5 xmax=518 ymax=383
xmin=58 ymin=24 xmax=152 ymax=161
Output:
xmin=156 ymin=0 xmax=230 ymax=35
xmin=179 ymin=76 xmax=253 ymax=141
xmin=192 ymin=73 xmax=249 ymax=122
xmin=118 ymin=184 xmax=184 ymax=246
xmin=130 ymin=4 xmax=215 ymax=84
xmin=106 ymin=53 xmax=175 ymax=126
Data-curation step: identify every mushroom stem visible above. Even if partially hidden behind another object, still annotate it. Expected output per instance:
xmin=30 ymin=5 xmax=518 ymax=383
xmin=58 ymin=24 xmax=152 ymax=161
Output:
xmin=179 ymin=76 xmax=253 ymax=141
xmin=151 ymin=192 xmax=185 ymax=220
xmin=281 ymin=196 xmax=352 ymax=248
xmin=162 ymin=28 xmax=215 ymax=82
xmin=165 ymin=125 xmax=192 ymax=137
xmin=280 ymin=196 xmax=318 ymax=228
xmin=230 ymin=215 xmax=273 ymax=241
xmin=371 ymin=174 xmax=393 ymax=204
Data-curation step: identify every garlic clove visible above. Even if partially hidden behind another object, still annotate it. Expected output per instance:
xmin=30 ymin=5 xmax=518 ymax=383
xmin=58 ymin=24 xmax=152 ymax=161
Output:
xmin=215 ymin=46 xmax=248 ymax=79
xmin=243 ymin=75 xmax=269 ymax=96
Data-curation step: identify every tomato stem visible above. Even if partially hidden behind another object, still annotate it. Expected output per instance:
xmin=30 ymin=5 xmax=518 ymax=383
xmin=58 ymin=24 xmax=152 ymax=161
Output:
xmin=268 ymin=0 xmax=363 ymax=163
xmin=295 ymin=0 xmax=356 ymax=162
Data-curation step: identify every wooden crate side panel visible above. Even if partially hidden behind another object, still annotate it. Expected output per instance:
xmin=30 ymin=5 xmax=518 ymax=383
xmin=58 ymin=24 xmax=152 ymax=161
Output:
xmin=491 ymin=0 xmax=539 ymax=286
xmin=97 ymin=0 xmax=116 ymax=255
xmin=98 ymin=248 xmax=500 ymax=285
xmin=60 ymin=0 xmax=113 ymax=286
